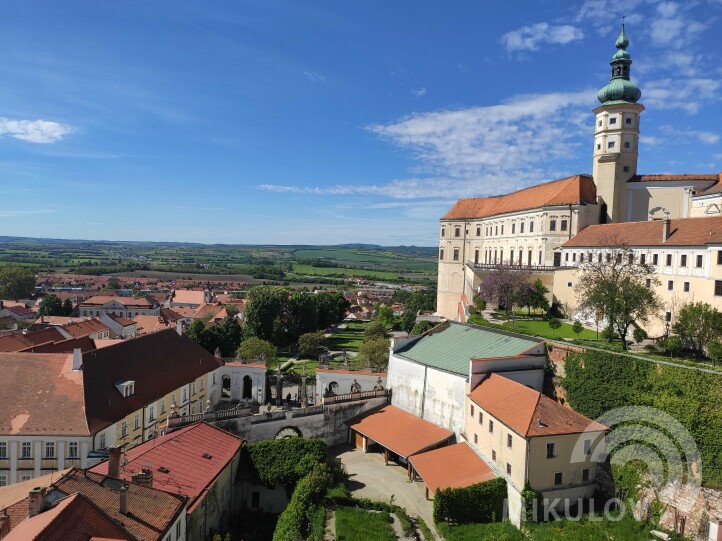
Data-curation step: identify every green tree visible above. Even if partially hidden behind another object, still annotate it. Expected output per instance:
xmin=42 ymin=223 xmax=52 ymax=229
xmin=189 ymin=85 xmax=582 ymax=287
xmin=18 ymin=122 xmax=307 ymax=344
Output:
xmin=364 ymin=320 xmax=388 ymax=340
xmin=707 ymin=339 xmax=722 ymax=367
xmin=399 ymin=289 xmax=437 ymax=332
xmin=659 ymin=335 xmax=683 ymax=358
xmin=242 ymin=287 xmax=289 ymax=344
xmin=530 ymin=279 xmax=550 ymax=313
xmin=225 ymin=304 xmax=240 ymax=317
xmin=479 ymin=266 xmax=530 ymax=324
xmin=633 ymin=327 xmax=647 ymax=345
xmin=238 ymin=336 xmax=277 ymax=362
xmin=357 ymin=336 xmax=390 ymax=370
xmin=313 ymin=292 xmax=350 ymax=328
xmin=38 ymin=294 xmax=64 ymax=317
xmin=548 ymin=318 xmax=561 ymax=336
xmin=0 ymin=266 xmax=35 ymax=299
xmin=286 ymin=292 xmax=319 ymax=340
xmin=62 ymin=298 xmax=74 ymax=316
xmin=297 ymin=331 xmax=325 ymax=358
xmin=106 ymin=278 xmax=121 ymax=290
xmin=411 ymin=320 xmax=436 ymax=335
xmin=572 ymin=320 xmax=583 ymax=337
xmin=575 ymin=238 xmax=662 ymax=350
xmin=672 ymin=301 xmax=722 ymax=356
xmin=376 ymin=304 xmax=395 ymax=329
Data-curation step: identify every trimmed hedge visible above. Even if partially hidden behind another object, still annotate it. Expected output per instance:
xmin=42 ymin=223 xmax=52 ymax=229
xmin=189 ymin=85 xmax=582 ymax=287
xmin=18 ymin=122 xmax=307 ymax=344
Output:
xmin=273 ymin=463 xmax=333 ymax=541
xmin=563 ymin=349 xmax=722 ymax=487
xmin=248 ymin=437 xmax=327 ymax=488
xmin=433 ymin=478 xmax=507 ymax=524
xmin=521 ymin=483 xmax=542 ymax=523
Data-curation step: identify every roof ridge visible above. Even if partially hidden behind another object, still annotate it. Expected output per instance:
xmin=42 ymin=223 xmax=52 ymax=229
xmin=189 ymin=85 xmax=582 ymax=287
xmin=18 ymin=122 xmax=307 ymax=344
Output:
xmin=525 ymin=392 xmax=543 ymax=437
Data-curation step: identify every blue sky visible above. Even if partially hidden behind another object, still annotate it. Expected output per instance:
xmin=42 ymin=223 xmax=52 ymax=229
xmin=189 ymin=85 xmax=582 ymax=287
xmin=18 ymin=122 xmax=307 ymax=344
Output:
xmin=1 ymin=0 xmax=720 ymax=246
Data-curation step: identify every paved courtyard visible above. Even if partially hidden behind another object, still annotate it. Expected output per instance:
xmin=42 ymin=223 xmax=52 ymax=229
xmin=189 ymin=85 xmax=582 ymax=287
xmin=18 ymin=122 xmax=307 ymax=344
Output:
xmin=329 ymin=444 xmax=440 ymax=540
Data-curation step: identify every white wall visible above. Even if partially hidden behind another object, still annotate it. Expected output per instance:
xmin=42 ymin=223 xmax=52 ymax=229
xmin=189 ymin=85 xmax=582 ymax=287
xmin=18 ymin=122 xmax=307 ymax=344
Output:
xmin=316 ymin=371 xmax=386 ymax=397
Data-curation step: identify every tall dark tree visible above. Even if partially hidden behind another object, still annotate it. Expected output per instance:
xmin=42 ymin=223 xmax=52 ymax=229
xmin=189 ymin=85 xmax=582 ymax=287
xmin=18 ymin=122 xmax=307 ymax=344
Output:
xmin=313 ymin=292 xmax=350 ymax=328
xmin=399 ymin=289 xmax=437 ymax=332
xmin=0 ymin=266 xmax=35 ymax=299
xmin=479 ymin=266 xmax=530 ymax=324
xmin=38 ymin=294 xmax=64 ymax=317
xmin=62 ymin=298 xmax=74 ymax=316
xmin=286 ymin=292 xmax=319 ymax=340
xmin=242 ymin=287 xmax=289 ymax=344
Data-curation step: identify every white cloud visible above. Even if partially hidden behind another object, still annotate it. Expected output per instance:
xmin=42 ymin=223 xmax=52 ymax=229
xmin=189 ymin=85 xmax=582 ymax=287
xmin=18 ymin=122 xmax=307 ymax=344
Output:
xmin=260 ymin=89 xmax=597 ymax=200
xmin=303 ymin=71 xmax=325 ymax=83
xmin=644 ymin=78 xmax=721 ymax=113
xmin=659 ymin=125 xmax=720 ymax=144
xmin=501 ymin=23 xmax=584 ymax=52
xmin=412 ymin=87 xmax=427 ymax=97
xmin=649 ymin=2 xmax=707 ymax=48
xmin=0 ymin=118 xmax=74 ymax=144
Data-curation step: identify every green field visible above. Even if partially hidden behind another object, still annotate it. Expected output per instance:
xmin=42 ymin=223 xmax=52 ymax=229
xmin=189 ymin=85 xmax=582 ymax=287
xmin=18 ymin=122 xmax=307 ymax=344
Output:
xmin=291 ymin=264 xmax=404 ymax=280
xmin=334 ymin=508 xmax=395 ymax=541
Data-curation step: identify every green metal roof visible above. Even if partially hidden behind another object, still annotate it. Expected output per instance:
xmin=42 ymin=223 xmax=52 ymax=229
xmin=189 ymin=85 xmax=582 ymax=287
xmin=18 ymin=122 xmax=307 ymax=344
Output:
xmin=394 ymin=322 xmax=541 ymax=377
xmin=597 ymin=23 xmax=641 ymax=105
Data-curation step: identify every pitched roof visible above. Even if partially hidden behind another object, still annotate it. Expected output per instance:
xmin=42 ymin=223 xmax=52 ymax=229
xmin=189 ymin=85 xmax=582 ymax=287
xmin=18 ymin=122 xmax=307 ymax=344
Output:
xmin=107 ymin=314 xmax=135 ymax=327
xmin=81 ymin=329 xmax=221 ymax=433
xmin=51 ymin=469 xmax=185 ymax=541
xmin=630 ymin=173 xmax=719 ymax=183
xmin=80 ymin=296 xmax=157 ymax=308
xmin=0 ymin=353 xmax=90 ymax=436
xmin=62 ymin=319 xmax=110 ymax=338
xmin=4 ymin=305 xmax=34 ymax=316
xmin=0 ymin=469 xmax=70 ymax=511
xmin=3 ymin=493 xmax=133 ymax=541
xmin=441 ymin=175 xmax=596 ymax=221
xmin=91 ymin=422 xmax=242 ymax=513
xmin=0 ymin=332 xmax=34 ymax=352
xmin=21 ymin=335 xmax=96 ymax=354
xmin=393 ymin=322 xmax=542 ymax=377
xmin=347 ymin=405 xmax=453 ymax=458
xmin=23 ymin=327 xmax=67 ymax=346
xmin=131 ymin=315 xmax=168 ymax=334
xmin=562 ymin=216 xmax=722 ymax=248
xmin=408 ymin=442 xmax=497 ymax=493
xmin=468 ymin=374 xmax=606 ymax=437
xmin=170 ymin=290 xmax=206 ymax=305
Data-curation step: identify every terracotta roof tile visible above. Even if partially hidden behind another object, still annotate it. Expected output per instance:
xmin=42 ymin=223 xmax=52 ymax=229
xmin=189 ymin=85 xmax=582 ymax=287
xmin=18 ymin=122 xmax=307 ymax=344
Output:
xmin=0 ymin=353 xmax=90 ymax=435
xmin=62 ymin=319 xmax=110 ymax=338
xmin=21 ymin=335 xmax=96 ymax=354
xmin=469 ymin=374 xmax=605 ymax=437
xmin=347 ymin=405 xmax=453 ymax=458
xmin=81 ymin=329 xmax=221 ymax=433
xmin=0 ymin=333 xmax=34 ymax=352
xmin=630 ymin=173 xmax=719 ymax=183
xmin=4 ymin=493 xmax=133 ymax=541
xmin=107 ymin=314 xmax=135 ymax=327
xmin=91 ymin=422 xmax=242 ymax=513
xmin=563 ymin=216 xmax=722 ymax=248
xmin=80 ymin=296 xmax=158 ymax=309
xmin=170 ymin=290 xmax=206 ymax=305
xmin=441 ymin=175 xmax=596 ymax=221
xmin=23 ymin=327 xmax=67 ymax=346
xmin=409 ymin=442 xmax=497 ymax=493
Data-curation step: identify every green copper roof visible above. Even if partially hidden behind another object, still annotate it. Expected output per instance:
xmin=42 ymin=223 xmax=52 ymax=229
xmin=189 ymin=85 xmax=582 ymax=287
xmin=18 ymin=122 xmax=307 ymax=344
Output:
xmin=597 ymin=24 xmax=641 ymax=105
xmin=394 ymin=322 xmax=541 ymax=377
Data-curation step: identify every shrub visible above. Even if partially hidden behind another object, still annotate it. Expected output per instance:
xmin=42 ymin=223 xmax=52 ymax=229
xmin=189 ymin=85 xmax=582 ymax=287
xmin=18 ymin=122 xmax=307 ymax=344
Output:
xmin=433 ymin=478 xmax=507 ymax=524
xmin=273 ymin=463 xmax=333 ymax=541
xmin=633 ymin=327 xmax=647 ymax=345
xmin=248 ymin=438 xmax=327 ymax=488
xmin=572 ymin=320 xmax=584 ymax=337
xmin=548 ymin=318 xmax=561 ymax=336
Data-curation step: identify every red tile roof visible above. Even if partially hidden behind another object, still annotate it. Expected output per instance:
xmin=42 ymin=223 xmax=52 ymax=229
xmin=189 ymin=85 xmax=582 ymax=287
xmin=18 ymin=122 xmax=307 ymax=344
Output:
xmin=62 ymin=319 xmax=110 ymax=338
xmin=0 ymin=332 xmax=34 ymax=352
xmin=80 ymin=296 xmax=158 ymax=308
xmin=631 ymin=173 xmax=719 ymax=183
xmin=0 ymin=353 xmax=90 ymax=435
xmin=21 ymin=335 xmax=97 ymax=354
xmin=469 ymin=374 xmax=606 ymax=437
xmin=409 ymin=442 xmax=497 ymax=494
xmin=3 ymin=493 xmax=132 ymax=541
xmin=563 ymin=216 xmax=722 ymax=248
xmin=81 ymin=329 xmax=221 ymax=433
xmin=347 ymin=405 xmax=453 ymax=458
xmin=108 ymin=314 xmax=135 ymax=327
xmin=442 ymin=175 xmax=596 ymax=221
xmin=23 ymin=327 xmax=67 ymax=346
xmin=91 ymin=422 xmax=242 ymax=513
xmin=52 ymin=469 xmax=185 ymax=541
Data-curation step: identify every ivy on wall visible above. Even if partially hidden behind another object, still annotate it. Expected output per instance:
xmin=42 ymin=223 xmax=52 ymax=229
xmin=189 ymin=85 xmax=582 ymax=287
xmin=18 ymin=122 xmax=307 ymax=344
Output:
xmin=433 ymin=478 xmax=508 ymax=524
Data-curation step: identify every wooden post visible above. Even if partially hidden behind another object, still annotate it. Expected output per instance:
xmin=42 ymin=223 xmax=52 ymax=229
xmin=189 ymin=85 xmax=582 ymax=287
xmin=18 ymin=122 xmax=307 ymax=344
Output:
xmin=425 ymin=487 xmax=429 ymax=500
xmin=384 ymin=449 xmax=389 ymax=465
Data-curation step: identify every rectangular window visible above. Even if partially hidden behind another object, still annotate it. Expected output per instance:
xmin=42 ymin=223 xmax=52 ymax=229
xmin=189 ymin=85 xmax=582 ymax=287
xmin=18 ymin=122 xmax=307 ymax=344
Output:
xmin=628 ymin=254 xmax=634 ymax=264
xmin=561 ymin=219 xmax=568 ymax=231
xmin=520 ymin=222 xmax=525 ymax=233
xmin=474 ymin=433 xmax=478 ymax=444
xmin=718 ymin=251 xmax=722 ymax=265
xmin=0 ymin=475 xmax=6 ymax=487
xmin=609 ymin=117 xmax=617 ymax=125
xmin=580 ymin=253 xmax=584 ymax=263
xmin=492 ymin=450 xmax=496 ymax=461
xmin=501 ymin=225 xmax=504 ymax=235
xmin=495 ymin=226 xmax=498 ymax=235
xmin=20 ymin=473 xmax=31 ymax=482
xmin=439 ymin=248 xmax=444 ymax=261
xmin=149 ymin=406 xmax=155 ymax=421
xmin=200 ymin=379 xmax=204 ymax=391
xmin=626 ymin=117 xmax=632 ymax=125
xmin=453 ymin=248 xmax=459 ymax=262
xmin=134 ymin=415 xmax=140 ymax=430
xmin=608 ymin=141 xmax=615 ymax=149
xmin=478 ymin=412 xmax=483 ymax=424
xmin=681 ymin=254 xmax=687 ymax=267
xmin=68 ymin=442 xmax=78 ymax=458
xmin=653 ymin=254 xmax=659 ymax=265
xmin=454 ymin=227 xmax=460 ymax=238
xmin=121 ymin=420 xmax=128 ymax=437
xmin=546 ymin=442 xmax=556 ymax=459
xmin=684 ymin=282 xmax=690 ymax=293
xmin=507 ymin=434 xmax=512 ymax=449
xmin=176 ymin=521 xmax=181 ymax=539
xmin=623 ymin=166 xmax=630 ymax=172
xmin=470 ymin=404 xmax=474 ymax=416
xmin=715 ymin=281 xmax=722 ymax=296
xmin=583 ymin=468 xmax=591 ymax=482
xmin=99 ymin=433 xmax=106 ymax=450
xmin=0 ymin=442 xmax=6 ymax=459
xmin=511 ymin=223 xmax=515 ymax=234
xmin=668 ymin=280 xmax=674 ymax=291
xmin=192 ymin=382 xmax=196 ymax=395
xmin=640 ymin=254 xmax=646 ymax=264
xmin=624 ymin=142 xmax=630 ymax=149
xmin=572 ymin=253 xmax=576 ymax=262
xmin=161 ymin=400 xmax=166 ymax=415
xmin=666 ymin=254 xmax=672 ymax=266
xmin=488 ymin=420 xmax=494 ymax=433
xmin=476 ymin=226 xmax=480 ymax=237
xmin=549 ymin=220 xmax=557 ymax=231
xmin=554 ymin=472 xmax=563 ymax=486
xmin=583 ymin=439 xmax=592 ymax=455
xmin=696 ymin=255 xmax=703 ymax=268
xmin=529 ymin=221 xmax=534 ymax=232
xmin=553 ymin=253 xmax=562 ymax=267
xmin=666 ymin=311 xmax=672 ymax=322
xmin=21 ymin=442 xmax=31 ymax=459
xmin=441 ymin=228 xmax=445 ymax=237
xmin=645 ymin=278 xmax=651 ymax=288
xmin=45 ymin=442 xmax=55 ymax=459
xmin=506 ymin=463 xmax=512 ymax=476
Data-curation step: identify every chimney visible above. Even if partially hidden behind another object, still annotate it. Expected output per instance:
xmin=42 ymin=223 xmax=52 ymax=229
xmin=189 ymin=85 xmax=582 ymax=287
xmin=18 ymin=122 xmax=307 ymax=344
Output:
xmin=0 ymin=509 xmax=10 ymax=538
xmin=27 ymin=488 xmax=44 ymax=518
xmin=119 ymin=484 xmax=128 ymax=515
xmin=108 ymin=445 xmax=122 ymax=478
xmin=72 ymin=348 xmax=82 ymax=371
xmin=176 ymin=319 xmax=183 ymax=336
xmin=662 ymin=217 xmax=671 ymax=242
xmin=131 ymin=467 xmax=153 ymax=488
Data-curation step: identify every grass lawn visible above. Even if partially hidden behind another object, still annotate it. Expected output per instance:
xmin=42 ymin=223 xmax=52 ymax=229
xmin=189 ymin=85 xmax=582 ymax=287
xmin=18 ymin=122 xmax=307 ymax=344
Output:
xmin=334 ymin=507 xmax=396 ymax=541
xmin=468 ymin=314 xmax=598 ymax=340
xmin=325 ymin=322 xmax=368 ymax=351
xmin=437 ymin=515 xmax=678 ymax=541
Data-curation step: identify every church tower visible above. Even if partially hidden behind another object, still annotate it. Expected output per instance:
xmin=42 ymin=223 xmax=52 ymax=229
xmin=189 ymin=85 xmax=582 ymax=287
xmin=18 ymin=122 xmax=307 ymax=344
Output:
xmin=592 ymin=24 xmax=644 ymax=224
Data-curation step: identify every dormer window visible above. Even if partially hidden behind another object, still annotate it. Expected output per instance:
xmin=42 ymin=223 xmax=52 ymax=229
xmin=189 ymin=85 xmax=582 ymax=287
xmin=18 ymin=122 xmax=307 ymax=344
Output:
xmin=115 ymin=380 xmax=135 ymax=398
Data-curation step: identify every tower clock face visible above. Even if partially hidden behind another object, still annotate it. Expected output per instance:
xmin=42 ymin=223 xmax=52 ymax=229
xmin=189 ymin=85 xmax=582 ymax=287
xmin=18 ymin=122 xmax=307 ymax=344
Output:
xmin=275 ymin=427 xmax=301 ymax=439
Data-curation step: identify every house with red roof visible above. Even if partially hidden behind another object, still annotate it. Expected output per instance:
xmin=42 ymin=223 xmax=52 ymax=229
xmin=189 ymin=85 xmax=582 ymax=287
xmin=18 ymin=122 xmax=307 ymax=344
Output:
xmin=91 ymin=422 xmax=242 ymax=541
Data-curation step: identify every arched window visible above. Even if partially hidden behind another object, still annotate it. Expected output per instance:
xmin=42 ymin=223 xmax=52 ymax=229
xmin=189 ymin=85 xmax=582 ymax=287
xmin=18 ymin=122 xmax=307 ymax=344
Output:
xmin=221 ymin=375 xmax=231 ymax=399
xmin=242 ymin=375 xmax=252 ymax=399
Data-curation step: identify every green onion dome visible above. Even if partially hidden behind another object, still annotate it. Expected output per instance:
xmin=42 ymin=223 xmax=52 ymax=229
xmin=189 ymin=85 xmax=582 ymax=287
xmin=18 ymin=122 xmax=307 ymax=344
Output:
xmin=597 ymin=24 xmax=641 ymax=105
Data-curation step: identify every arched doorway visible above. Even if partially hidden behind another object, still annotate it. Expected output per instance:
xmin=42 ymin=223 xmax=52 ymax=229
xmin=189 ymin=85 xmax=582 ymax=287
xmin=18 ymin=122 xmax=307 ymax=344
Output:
xmin=221 ymin=375 xmax=231 ymax=399
xmin=242 ymin=375 xmax=252 ymax=400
